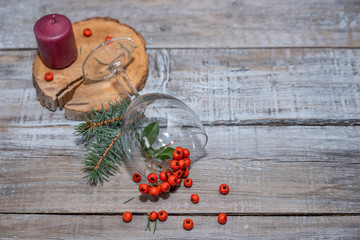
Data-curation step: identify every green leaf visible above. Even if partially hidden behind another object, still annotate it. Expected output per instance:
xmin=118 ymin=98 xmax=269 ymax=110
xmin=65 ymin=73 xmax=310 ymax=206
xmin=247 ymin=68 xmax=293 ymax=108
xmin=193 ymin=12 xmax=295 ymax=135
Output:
xmin=156 ymin=147 xmax=175 ymax=160
xmin=154 ymin=146 xmax=165 ymax=154
xmin=141 ymin=122 xmax=159 ymax=147
xmin=135 ymin=132 xmax=140 ymax=140
xmin=147 ymin=147 xmax=156 ymax=155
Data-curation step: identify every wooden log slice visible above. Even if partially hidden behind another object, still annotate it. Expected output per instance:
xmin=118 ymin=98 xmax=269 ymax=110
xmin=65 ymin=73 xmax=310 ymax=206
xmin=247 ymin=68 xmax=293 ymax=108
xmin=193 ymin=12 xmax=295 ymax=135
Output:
xmin=32 ymin=17 xmax=149 ymax=120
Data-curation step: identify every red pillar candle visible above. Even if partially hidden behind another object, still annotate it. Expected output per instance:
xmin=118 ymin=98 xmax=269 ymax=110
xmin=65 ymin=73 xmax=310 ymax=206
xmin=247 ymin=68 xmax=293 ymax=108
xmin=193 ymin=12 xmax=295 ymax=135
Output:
xmin=33 ymin=14 xmax=77 ymax=69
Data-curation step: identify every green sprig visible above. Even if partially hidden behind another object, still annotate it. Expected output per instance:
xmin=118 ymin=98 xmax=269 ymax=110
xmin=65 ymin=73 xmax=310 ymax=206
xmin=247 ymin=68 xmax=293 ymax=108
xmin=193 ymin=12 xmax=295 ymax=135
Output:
xmin=74 ymin=99 xmax=128 ymax=186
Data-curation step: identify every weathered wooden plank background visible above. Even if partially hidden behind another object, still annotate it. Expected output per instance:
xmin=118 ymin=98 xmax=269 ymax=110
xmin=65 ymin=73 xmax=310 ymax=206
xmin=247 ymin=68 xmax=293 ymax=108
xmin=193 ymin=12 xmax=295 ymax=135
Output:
xmin=1 ymin=125 xmax=360 ymax=214
xmin=1 ymin=215 xmax=360 ymax=239
xmin=1 ymin=0 xmax=360 ymax=239
xmin=1 ymin=48 xmax=360 ymax=126
xmin=1 ymin=0 xmax=360 ymax=48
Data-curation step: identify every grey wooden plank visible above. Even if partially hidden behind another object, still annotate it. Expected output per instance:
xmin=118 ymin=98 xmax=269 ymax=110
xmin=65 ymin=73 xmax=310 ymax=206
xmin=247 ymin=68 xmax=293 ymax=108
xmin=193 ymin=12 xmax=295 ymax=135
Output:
xmin=1 ymin=214 xmax=359 ymax=239
xmin=1 ymin=125 xmax=359 ymax=214
xmin=1 ymin=0 xmax=360 ymax=49
xmin=1 ymin=48 xmax=360 ymax=126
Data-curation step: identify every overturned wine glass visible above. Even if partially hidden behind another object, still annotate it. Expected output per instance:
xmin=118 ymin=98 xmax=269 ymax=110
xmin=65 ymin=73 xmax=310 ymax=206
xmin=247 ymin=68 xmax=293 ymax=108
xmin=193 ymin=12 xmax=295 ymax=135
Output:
xmin=82 ymin=37 xmax=208 ymax=177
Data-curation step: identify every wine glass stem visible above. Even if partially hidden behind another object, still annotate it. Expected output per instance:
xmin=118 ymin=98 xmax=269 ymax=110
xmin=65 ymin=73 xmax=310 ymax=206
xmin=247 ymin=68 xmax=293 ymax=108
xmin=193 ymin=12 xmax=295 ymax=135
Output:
xmin=110 ymin=64 xmax=139 ymax=101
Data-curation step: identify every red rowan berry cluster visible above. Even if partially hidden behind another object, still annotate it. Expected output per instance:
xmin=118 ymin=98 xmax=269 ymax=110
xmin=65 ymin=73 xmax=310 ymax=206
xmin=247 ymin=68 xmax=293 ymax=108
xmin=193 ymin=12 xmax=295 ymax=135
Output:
xmin=125 ymin=146 xmax=231 ymax=231
xmin=136 ymin=146 xmax=193 ymax=197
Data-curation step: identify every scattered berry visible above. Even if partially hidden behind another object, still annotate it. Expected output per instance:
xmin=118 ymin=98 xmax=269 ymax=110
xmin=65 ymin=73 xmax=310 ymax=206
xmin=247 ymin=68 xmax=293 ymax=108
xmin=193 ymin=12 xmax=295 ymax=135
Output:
xmin=183 ymin=158 xmax=191 ymax=168
xmin=168 ymin=175 xmax=178 ymax=187
xmin=159 ymin=171 xmax=171 ymax=182
xmin=184 ymin=178 xmax=193 ymax=188
xmin=158 ymin=210 xmax=168 ymax=221
xmin=172 ymin=146 xmax=184 ymax=160
xmin=183 ymin=148 xmax=190 ymax=158
xmin=178 ymin=159 xmax=186 ymax=170
xmin=83 ymin=28 xmax=92 ymax=37
xmin=139 ymin=183 xmax=149 ymax=194
xmin=122 ymin=211 xmax=132 ymax=222
xmin=191 ymin=194 xmax=199 ymax=204
xmin=218 ymin=213 xmax=227 ymax=224
xmin=156 ymin=184 xmax=163 ymax=194
xmin=148 ymin=173 xmax=158 ymax=183
xmin=149 ymin=186 xmax=160 ymax=197
xmin=149 ymin=211 xmax=158 ymax=221
xmin=132 ymin=173 xmax=141 ymax=182
xmin=173 ymin=169 xmax=183 ymax=178
xmin=170 ymin=160 xmax=180 ymax=171
xmin=104 ymin=36 xmax=112 ymax=41
xmin=175 ymin=177 xmax=182 ymax=186
xmin=161 ymin=182 xmax=171 ymax=193
xmin=44 ymin=72 xmax=54 ymax=81
xmin=182 ymin=168 xmax=189 ymax=178
xmin=219 ymin=184 xmax=230 ymax=195
xmin=183 ymin=218 xmax=194 ymax=230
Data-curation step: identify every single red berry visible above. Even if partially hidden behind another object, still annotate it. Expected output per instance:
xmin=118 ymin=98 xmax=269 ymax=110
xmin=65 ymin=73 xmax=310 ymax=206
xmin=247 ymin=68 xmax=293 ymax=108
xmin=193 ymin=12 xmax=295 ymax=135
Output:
xmin=175 ymin=177 xmax=182 ymax=186
xmin=122 ymin=211 xmax=132 ymax=222
xmin=44 ymin=72 xmax=54 ymax=81
xmin=104 ymin=36 xmax=112 ymax=41
xmin=139 ymin=183 xmax=149 ymax=194
xmin=170 ymin=160 xmax=180 ymax=171
xmin=219 ymin=184 xmax=230 ymax=195
xmin=161 ymin=182 xmax=171 ymax=193
xmin=178 ymin=159 xmax=186 ymax=170
xmin=132 ymin=173 xmax=141 ymax=182
xmin=168 ymin=175 xmax=178 ymax=187
xmin=182 ymin=168 xmax=189 ymax=178
xmin=172 ymin=146 xmax=184 ymax=160
xmin=191 ymin=194 xmax=199 ymax=204
xmin=183 ymin=148 xmax=190 ymax=158
xmin=183 ymin=158 xmax=191 ymax=168
xmin=158 ymin=210 xmax=168 ymax=221
xmin=159 ymin=171 xmax=171 ymax=182
xmin=149 ymin=186 xmax=160 ymax=197
xmin=183 ymin=218 xmax=194 ymax=230
xmin=156 ymin=184 xmax=163 ymax=194
xmin=83 ymin=28 xmax=92 ymax=37
xmin=184 ymin=178 xmax=193 ymax=188
xmin=147 ymin=173 xmax=158 ymax=183
xmin=173 ymin=169 xmax=183 ymax=178
xmin=149 ymin=211 xmax=158 ymax=221
xmin=218 ymin=213 xmax=227 ymax=224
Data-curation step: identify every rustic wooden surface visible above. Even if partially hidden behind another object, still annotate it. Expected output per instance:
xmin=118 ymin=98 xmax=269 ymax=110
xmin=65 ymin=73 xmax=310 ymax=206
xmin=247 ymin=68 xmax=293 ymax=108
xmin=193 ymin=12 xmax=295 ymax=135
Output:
xmin=1 ymin=0 xmax=360 ymax=239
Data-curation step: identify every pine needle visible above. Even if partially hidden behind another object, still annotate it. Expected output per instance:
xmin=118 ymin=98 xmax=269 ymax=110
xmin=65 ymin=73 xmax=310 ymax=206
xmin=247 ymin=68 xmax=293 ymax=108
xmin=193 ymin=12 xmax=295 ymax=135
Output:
xmin=122 ymin=197 xmax=135 ymax=204
xmin=153 ymin=219 xmax=157 ymax=234
xmin=145 ymin=217 xmax=151 ymax=232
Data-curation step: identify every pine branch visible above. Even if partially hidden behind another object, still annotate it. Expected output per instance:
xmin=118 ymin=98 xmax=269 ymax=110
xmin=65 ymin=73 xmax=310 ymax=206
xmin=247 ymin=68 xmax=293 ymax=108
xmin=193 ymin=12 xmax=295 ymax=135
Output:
xmin=83 ymin=127 xmax=125 ymax=186
xmin=74 ymin=98 xmax=129 ymax=186
xmin=74 ymin=99 xmax=128 ymax=144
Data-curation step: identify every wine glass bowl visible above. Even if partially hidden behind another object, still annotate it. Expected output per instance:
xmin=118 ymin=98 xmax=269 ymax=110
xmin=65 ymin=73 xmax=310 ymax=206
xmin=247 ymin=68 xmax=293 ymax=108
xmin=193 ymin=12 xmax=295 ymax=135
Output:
xmin=82 ymin=37 xmax=208 ymax=177
xmin=121 ymin=93 xmax=208 ymax=176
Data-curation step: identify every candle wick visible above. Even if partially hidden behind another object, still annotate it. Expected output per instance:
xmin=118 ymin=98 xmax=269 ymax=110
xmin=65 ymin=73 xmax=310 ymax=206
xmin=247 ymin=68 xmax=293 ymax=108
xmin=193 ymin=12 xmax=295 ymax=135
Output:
xmin=51 ymin=14 xmax=56 ymax=24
